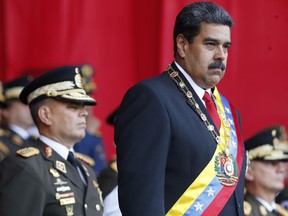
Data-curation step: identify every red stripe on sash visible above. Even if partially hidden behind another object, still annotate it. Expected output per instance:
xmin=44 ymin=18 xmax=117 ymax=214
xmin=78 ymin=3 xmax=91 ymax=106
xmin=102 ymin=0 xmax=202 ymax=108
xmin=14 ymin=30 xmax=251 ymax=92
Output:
xmin=202 ymin=103 xmax=244 ymax=216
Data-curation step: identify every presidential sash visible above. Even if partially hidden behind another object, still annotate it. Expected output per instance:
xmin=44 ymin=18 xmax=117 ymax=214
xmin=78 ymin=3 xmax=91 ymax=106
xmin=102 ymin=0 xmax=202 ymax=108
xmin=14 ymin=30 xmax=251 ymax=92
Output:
xmin=166 ymin=88 xmax=244 ymax=216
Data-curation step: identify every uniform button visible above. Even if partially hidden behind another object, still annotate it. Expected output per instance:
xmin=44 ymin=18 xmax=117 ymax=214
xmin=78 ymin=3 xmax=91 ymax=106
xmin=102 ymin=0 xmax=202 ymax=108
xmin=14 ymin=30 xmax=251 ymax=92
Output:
xmin=84 ymin=203 xmax=88 ymax=209
xmin=96 ymin=204 xmax=101 ymax=211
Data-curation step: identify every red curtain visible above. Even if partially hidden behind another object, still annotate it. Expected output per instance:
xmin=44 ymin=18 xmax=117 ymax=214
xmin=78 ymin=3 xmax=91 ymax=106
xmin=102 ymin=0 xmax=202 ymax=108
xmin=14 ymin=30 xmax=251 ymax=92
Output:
xmin=1 ymin=0 xmax=288 ymax=160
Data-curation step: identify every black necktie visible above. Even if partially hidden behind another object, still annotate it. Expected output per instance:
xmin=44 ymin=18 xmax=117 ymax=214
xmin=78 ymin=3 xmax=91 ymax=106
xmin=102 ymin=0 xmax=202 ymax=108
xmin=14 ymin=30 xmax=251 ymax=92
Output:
xmin=67 ymin=151 xmax=87 ymax=184
xmin=67 ymin=151 xmax=80 ymax=170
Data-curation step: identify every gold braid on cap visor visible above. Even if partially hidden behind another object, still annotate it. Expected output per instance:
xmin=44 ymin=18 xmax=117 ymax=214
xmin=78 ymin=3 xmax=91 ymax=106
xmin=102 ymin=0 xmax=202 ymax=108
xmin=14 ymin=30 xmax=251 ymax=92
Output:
xmin=5 ymin=87 xmax=24 ymax=100
xmin=248 ymin=144 xmax=288 ymax=161
xmin=27 ymin=81 xmax=88 ymax=104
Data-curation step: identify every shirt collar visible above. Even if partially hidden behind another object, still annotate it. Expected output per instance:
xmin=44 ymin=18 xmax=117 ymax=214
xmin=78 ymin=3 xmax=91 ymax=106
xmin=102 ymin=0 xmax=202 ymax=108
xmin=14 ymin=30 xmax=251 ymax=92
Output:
xmin=255 ymin=196 xmax=277 ymax=212
xmin=174 ymin=61 xmax=212 ymax=104
xmin=39 ymin=135 xmax=73 ymax=160
xmin=9 ymin=124 xmax=30 ymax=139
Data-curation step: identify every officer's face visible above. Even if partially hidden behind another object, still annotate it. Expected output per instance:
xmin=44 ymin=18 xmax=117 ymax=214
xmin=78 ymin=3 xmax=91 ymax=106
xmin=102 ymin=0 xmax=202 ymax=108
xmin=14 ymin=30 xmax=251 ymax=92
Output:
xmin=176 ymin=23 xmax=231 ymax=89
xmin=41 ymin=99 xmax=88 ymax=148
xmin=246 ymin=160 xmax=286 ymax=192
xmin=3 ymin=101 xmax=34 ymax=129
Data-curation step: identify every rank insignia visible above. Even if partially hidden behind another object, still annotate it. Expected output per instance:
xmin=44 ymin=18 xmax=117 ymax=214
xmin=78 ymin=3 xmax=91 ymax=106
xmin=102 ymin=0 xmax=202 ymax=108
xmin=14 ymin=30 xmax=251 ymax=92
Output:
xmin=17 ymin=147 xmax=40 ymax=158
xmin=45 ymin=146 xmax=53 ymax=158
xmin=56 ymin=161 xmax=67 ymax=173
xmin=50 ymin=168 xmax=60 ymax=177
xmin=214 ymin=152 xmax=238 ymax=186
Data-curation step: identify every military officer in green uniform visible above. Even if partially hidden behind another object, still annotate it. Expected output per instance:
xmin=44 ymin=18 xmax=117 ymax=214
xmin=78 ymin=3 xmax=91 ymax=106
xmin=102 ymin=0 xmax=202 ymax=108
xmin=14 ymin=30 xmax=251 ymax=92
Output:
xmin=244 ymin=125 xmax=288 ymax=216
xmin=0 ymin=66 xmax=103 ymax=216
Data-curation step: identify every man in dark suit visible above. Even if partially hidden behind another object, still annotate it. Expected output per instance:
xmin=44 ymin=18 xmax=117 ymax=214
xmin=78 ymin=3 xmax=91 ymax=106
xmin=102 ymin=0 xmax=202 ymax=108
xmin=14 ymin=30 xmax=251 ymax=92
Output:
xmin=114 ymin=2 xmax=246 ymax=216
xmin=244 ymin=125 xmax=288 ymax=216
xmin=0 ymin=66 xmax=103 ymax=215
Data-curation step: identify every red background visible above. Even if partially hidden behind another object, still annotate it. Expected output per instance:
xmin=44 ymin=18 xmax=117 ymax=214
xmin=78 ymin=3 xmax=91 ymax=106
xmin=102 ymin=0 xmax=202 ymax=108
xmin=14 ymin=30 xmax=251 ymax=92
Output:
xmin=1 ymin=0 xmax=288 ymax=160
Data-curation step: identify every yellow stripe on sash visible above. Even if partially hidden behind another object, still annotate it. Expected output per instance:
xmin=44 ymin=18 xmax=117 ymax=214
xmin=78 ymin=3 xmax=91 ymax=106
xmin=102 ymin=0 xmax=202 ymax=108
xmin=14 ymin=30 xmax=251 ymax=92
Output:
xmin=166 ymin=146 xmax=221 ymax=216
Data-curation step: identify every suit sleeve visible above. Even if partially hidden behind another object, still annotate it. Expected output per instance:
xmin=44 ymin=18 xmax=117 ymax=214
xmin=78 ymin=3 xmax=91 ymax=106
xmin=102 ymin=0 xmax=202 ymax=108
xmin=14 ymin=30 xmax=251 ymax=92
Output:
xmin=0 ymin=156 xmax=46 ymax=216
xmin=115 ymin=82 xmax=171 ymax=216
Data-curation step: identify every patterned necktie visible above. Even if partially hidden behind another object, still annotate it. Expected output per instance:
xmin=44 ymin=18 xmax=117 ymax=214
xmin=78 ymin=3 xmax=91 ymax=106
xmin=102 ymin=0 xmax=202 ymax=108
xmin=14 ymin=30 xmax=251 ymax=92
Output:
xmin=203 ymin=91 xmax=221 ymax=130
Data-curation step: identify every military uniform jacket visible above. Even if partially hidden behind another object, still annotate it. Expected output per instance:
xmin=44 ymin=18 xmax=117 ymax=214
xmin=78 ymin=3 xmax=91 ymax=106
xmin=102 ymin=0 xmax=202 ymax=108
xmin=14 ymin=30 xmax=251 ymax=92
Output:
xmin=0 ymin=140 xmax=103 ymax=216
xmin=115 ymin=62 xmax=247 ymax=216
xmin=244 ymin=192 xmax=288 ymax=216
xmin=0 ymin=127 xmax=36 ymax=156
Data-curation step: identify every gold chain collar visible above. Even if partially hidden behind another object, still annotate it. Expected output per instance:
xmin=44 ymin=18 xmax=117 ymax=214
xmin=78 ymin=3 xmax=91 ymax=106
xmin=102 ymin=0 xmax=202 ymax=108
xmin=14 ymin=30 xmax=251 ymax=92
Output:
xmin=167 ymin=64 xmax=231 ymax=156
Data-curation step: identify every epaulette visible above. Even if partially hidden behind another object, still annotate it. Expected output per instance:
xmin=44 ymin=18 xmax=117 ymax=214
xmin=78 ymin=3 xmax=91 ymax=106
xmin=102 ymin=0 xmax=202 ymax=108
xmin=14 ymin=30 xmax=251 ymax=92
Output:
xmin=0 ymin=128 xmax=10 ymax=137
xmin=0 ymin=141 xmax=9 ymax=155
xmin=75 ymin=152 xmax=95 ymax=166
xmin=17 ymin=147 xmax=40 ymax=158
xmin=244 ymin=200 xmax=252 ymax=215
xmin=110 ymin=160 xmax=118 ymax=173
xmin=276 ymin=203 xmax=288 ymax=216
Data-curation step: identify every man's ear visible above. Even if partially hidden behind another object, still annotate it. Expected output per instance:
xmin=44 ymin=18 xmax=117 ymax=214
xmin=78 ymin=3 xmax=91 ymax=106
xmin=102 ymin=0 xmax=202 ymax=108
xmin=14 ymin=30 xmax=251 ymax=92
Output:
xmin=176 ymin=34 xmax=188 ymax=58
xmin=38 ymin=105 xmax=52 ymax=126
xmin=245 ymin=165 xmax=254 ymax=181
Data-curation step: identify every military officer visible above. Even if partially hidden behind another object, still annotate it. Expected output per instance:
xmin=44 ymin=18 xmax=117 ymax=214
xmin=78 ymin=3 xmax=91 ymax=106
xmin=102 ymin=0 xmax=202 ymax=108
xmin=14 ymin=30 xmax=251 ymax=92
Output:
xmin=1 ymin=75 xmax=36 ymax=156
xmin=0 ymin=81 xmax=9 ymax=161
xmin=244 ymin=125 xmax=288 ymax=216
xmin=0 ymin=66 xmax=103 ymax=216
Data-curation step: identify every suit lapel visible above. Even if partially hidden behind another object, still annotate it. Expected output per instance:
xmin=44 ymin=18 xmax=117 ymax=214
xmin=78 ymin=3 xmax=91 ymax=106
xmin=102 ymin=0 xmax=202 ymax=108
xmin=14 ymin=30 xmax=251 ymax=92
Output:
xmin=170 ymin=62 xmax=219 ymax=134
xmin=37 ymin=141 xmax=86 ymax=192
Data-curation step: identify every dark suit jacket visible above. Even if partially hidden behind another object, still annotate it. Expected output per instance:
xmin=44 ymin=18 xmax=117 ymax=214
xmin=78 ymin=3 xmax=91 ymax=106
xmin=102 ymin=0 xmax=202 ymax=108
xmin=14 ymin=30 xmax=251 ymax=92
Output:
xmin=0 ymin=140 xmax=103 ymax=216
xmin=115 ymin=62 xmax=246 ymax=216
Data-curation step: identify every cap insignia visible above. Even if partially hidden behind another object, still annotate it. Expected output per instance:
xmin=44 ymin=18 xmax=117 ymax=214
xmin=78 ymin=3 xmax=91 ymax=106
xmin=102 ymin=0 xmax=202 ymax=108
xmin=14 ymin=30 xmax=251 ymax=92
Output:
xmin=74 ymin=67 xmax=83 ymax=89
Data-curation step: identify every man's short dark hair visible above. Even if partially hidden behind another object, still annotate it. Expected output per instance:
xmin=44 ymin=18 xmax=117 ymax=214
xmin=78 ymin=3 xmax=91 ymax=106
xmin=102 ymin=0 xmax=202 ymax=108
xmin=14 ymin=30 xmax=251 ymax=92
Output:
xmin=173 ymin=2 xmax=234 ymax=56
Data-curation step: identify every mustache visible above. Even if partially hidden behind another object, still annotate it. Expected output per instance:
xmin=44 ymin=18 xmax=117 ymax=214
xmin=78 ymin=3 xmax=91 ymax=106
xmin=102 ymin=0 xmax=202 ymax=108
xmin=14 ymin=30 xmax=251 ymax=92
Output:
xmin=208 ymin=61 xmax=226 ymax=71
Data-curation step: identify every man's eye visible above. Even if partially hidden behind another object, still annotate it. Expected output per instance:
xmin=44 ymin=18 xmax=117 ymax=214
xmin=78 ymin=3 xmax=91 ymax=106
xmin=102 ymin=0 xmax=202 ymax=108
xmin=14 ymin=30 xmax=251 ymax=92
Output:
xmin=223 ymin=44 xmax=230 ymax=49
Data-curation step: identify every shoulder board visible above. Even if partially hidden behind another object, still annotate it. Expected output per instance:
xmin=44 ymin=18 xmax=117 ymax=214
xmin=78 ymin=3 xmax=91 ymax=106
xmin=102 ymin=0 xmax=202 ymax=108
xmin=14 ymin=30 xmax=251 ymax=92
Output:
xmin=75 ymin=152 xmax=95 ymax=166
xmin=17 ymin=147 xmax=40 ymax=158
xmin=276 ymin=203 xmax=288 ymax=216
xmin=0 ymin=128 xmax=10 ymax=137
xmin=0 ymin=141 xmax=9 ymax=155
xmin=244 ymin=200 xmax=252 ymax=215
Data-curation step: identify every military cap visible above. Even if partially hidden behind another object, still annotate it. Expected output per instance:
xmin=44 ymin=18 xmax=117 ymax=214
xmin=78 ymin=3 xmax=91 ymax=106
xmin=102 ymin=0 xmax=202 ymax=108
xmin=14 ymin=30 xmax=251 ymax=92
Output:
xmin=245 ymin=125 xmax=288 ymax=161
xmin=79 ymin=64 xmax=97 ymax=95
xmin=19 ymin=66 xmax=96 ymax=106
xmin=3 ymin=75 xmax=32 ymax=101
